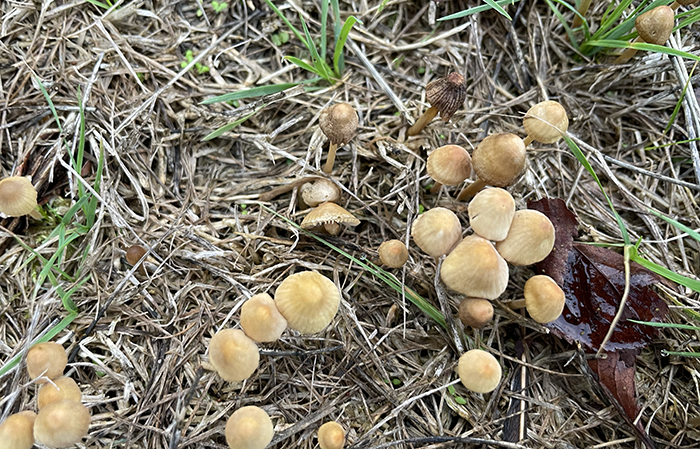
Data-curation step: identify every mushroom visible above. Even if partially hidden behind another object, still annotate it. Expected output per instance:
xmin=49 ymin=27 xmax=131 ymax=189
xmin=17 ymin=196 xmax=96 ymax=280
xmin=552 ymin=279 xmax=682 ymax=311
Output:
xmin=300 ymin=179 xmax=341 ymax=207
xmin=509 ymin=275 xmax=566 ymax=323
xmin=457 ymin=349 xmax=502 ymax=393
xmin=225 ymin=406 xmax=274 ymax=449
xmin=671 ymin=0 xmax=698 ymax=10
xmin=37 ymin=376 xmax=82 ymax=410
xmin=208 ymin=329 xmax=260 ymax=382
xmin=274 ymin=271 xmax=340 ymax=334
xmin=34 ymin=400 xmax=90 ymax=448
xmin=522 ymin=101 xmax=569 ymax=146
xmin=458 ymin=298 xmax=494 ymax=329
xmin=495 ymin=210 xmax=555 ymax=266
xmin=426 ymin=144 xmax=472 ymax=194
xmin=26 ymin=342 xmax=67 ymax=384
xmin=300 ymin=202 xmax=360 ymax=236
xmin=240 ymin=293 xmax=288 ymax=343
xmin=125 ymin=244 xmax=149 ymax=274
xmin=467 ymin=188 xmax=515 ymax=242
xmin=319 ymin=103 xmax=359 ymax=173
xmin=318 ymin=421 xmax=346 ymax=449
xmin=0 ymin=411 xmax=36 ymax=449
xmin=410 ymin=207 xmax=462 ymax=258
xmin=456 ymin=133 xmax=526 ymax=201
xmin=614 ymin=5 xmax=674 ymax=64
xmin=408 ymin=72 xmax=467 ymax=136
xmin=440 ymin=235 xmax=509 ymax=300
xmin=378 ymin=239 xmax=409 ymax=268
xmin=0 ymin=176 xmax=38 ymax=217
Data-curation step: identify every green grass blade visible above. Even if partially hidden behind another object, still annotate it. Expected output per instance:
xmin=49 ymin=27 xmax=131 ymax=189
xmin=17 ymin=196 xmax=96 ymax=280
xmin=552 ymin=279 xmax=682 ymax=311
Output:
xmin=542 ymin=0 xmax=579 ymax=49
xmin=86 ymin=0 xmax=111 ymax=8
xmin=664 ymin=63 xmax=696 ymax=134
xmin=675 ymin=7 xmax=700 ymax=30
xmin=300 ymin=14 xmax=332 ymax=81
xmin=632 ymin=254 xmax=700 ymax=292
xmin=285 ymin=56 xmax=321 ymax=76
xmin=333 ymin=16 xmax=361 ymax=77
xmin=262 ymin=0 xmax=308 ymax=49
xmin=35 ymin=77 xmax=63 ymax=133
xmin=646 ymin=209 xmax=700 ymax=243
xmin=628 ymin=319 xmax=700 ymax=331
xmin=202 ymin=108 xmax=260 ymax=141
xmin=662 ymin=351 xmax=700 ymax=358
xmin=482 ymin=0 xmax=511 ymax=20
xmin=587 ymin=39 xmax=700 ymax=61
xmin=201 ymin=83 xmax=299 ymax=104
xmin=321 ymin=0 xmax=329 ymax=61
xmin=439 ymin=0 xmax=521 ymax=21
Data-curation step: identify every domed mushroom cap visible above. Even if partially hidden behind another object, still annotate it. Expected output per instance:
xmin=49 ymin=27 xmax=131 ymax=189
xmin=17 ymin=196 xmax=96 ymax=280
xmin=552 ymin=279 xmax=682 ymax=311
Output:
xmin=457 ymin=349 xmax=502 ymax=393
xmin=208 ymin=329 xmax=260 ymax=382
xmin=427 ymin=145 xmax=472 ymax=185
xmin=225 ymin=406 xmax=274 ymax=449
xmin=301 ymin=179 xmax=341 ymax=207
xmin=319 ymin=103 xmax=359 ymax=146
xmin=523 ymin=275 xmax=566 ymax=323
xmin=26 ymin=342 xmax=67 ymax=384
xmin=458 ymin=298 xmax=494 ymax=329
xmin=301 ymin=202 xmax=360 ymax=235
xmin=0 ymin=411 xmax=36 ymax=449
xmin=378 ymin=239 xmax=409 ymax=268
xmin=523 ymin=101 xmax=569 ymax=144
xmin=34 ymin=400 xmax=90 ymax=448
xmin=410 ymin=207 xmax=462 ymax=258
xmin=274 ymin=271 xmax=340 ymax=334
xmin=37 ymin=376 xmax=82 ymax=410
xmin=495 ymin=210 xmax=555 ymax=266
xmin=240 ymin=293 xmax=288 ymax=343
xmin=472 ymin=134 xmax=526 ymax=187
xmin=468 ymin=188 xmax=515 ymax=242
xmin=125 ymin=245 xmax=147 ymax=265
xmin=441 ymin=235 xmax=509 ymax=300
xmin=318 ymin=421 xmax=345 ymax=449
xmin=0 ymin=176 xmax=38 ymax=217
xmin=636 ymin=6 xmax=674 ymax=45
xmin=426 ymin=72 xmax=468 ymax=121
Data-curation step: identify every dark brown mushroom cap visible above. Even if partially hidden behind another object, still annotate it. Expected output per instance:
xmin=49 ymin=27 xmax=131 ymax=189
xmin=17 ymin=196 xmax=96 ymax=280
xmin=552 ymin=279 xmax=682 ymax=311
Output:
xmin=125 ymin=245 xmax=147 ymax=265
xmin=472 ymin=133 xmax=526 ymax=187
xmin=425 ymin=72 xmax=467 ymax=121
xmin=636 ymin=6 xmax=674 ymax=45
xmin=319 ymin=103 xmax=359 ymax=146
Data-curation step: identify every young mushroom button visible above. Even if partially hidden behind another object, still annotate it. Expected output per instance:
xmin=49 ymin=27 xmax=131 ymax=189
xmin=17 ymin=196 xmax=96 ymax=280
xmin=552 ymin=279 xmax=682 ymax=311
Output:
xmin=0 ymin=411 xmax=36 ymax=449
xmin=523 ymin=101 xmax=569 ymax=146
xmin=457 ymin=349 xmax=502 ymax=393
xmin=34 ymin=400 xmax=91 ymax=449
xmin=458 ymin=298 xmax=494 ymax=329
xmin=408 ymin=72 xmax=467 ymax=136
xmin=240 ymin=293 xmax=288 ymax=343
xmin=440 ymin=235 xmax=509 ymax=300
xmin=26 ymin=342 xmax=67 ymax=384
xmin=208 ymin=329 xmax=260 ymax=382
xmin=378 ymin=240 xmax=409 ymax=268
xmin=319 ymin=103 xmax=359 ymax=173
xmin=300 ymin=179 xmax=341 ymax=207
xmin=274 ymin=271 xmax=340 ymax=334
xmin=37 ymin=377 xmax=82 ymax=410
xmin=225 ymin=406 xmax=274 ymax=449
xmin=318 ymin=421 xmax=346 ymax=449
xmin=410 ymin=207 xmax=462 ymax=258
xmin=509 ymin=275 xmax=566 ymax=323
xmin=0 ymin=176 xmax=38 ymax=217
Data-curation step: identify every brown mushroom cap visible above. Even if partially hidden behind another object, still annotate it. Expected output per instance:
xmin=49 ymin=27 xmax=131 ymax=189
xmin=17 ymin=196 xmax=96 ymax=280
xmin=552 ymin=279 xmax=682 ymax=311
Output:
xmin=425 ymin=72 xmax=468 ymax=121
xmin=240 ymin=293 xmax=288 ymax=343
xmin=318 ymin=421 xmax=346 ymax=449
xmin=457 ymin=349 xmax=502 ymax=393
xmin=225 ymin=406 xmax=274 ymax=449
xmin=495 ymin=210 xmax=555 ymax=266
xmin=34 ymin=400 xmax=90 ymax=448
xmin=125 ymin=245 xmax=147 ymax=265
xmin=468 ymin=188 xmax=515 ymax=242
xmin=458 ymin=298 xmax=494 ymax=329
xmin=37 ymin=376 xmax=82 ymax=410
xmin=0 ymin=176 xmax=38 ymax=217
xmin=410 ymin=207 xmax=462 ymax=258
xmin=440 ymin=235 xmax=509 ymax=300
xmin=274 ymin=271 xmax=340 ymax=334
xmin=636 ymin=6 xmax=674 ymax=45
xmin=301 ymin=179 xmax=341 ymax=207
xmin=426 ymin=145 xmax=472 ymax=185
xmin=0 ymin=411 xmax=37 ymax=449
xmin=319 ymin=103 xmax=359 ymax=146
xmin=472 ymin=134 xmax=526 ymax=187
xmin=26 ymin=342 xmax=67 ymax=384
xmin=523 ymin=101 xmax=569 ymax=144
xmin=208 ymin=329 xmax=260 ymax=382
xmin=378 ymin=240 xmax=409 ymax=268
xmin=301 ymin=202 xmax=360 ymax=235
xmin=523 ymin=275 xmax=566 ymax=323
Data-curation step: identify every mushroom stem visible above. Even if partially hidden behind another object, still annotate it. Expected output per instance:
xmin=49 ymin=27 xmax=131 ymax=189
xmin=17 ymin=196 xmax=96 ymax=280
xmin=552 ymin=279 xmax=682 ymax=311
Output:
xmin=259 ymin=177 xmax=319 ymax=202
xmin=509 ymin=298 xmax=527 ymax=309
xmin=456 ymin=179 xmax=487 ymax=201
xmin=428 ymin=182 xmax=443 ymax=194
xmin=407 ymin=106 xmax=439 ymax=136
xmin=572 ymin=0 xmax=592 ymax=28
xmin=323 ymin=143 xmax=339 ymax=173
xmin=523 ymin=135 xmax=534 ymax=147
xmin=613 ymin=37 xmax=642 ymax=64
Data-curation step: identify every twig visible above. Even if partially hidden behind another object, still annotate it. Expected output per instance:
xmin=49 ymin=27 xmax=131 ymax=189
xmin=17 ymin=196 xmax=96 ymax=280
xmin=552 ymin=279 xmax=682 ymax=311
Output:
xmin=600 ymin=153 xmax=700 ymax=191
xmin=350 ymin=435 xmax=528 ymax=449
xmin=596 ymin=245 xmax=632 ymax=356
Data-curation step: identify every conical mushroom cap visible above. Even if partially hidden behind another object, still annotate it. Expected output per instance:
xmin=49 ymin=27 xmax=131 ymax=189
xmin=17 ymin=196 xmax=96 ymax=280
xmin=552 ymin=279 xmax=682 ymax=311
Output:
xmin=472 ymin=134 xmax=526 ymax=187
xmin=0 ymin=176 xmax=38 ymax=217
xmin=426 ymin=72 xmax=468 ymax=121
xmin=468 ymin=188 xmax=515 ymax=242
xmin=274 ymin=271 xmax=340 ymax=334
xmin=523 ymin=275 xmax=566 ymax=323
xmin=319 ymin=103 xmax=359 ymax=146
xmin=411 ymin=207 xmax=462 ymax=258
xmin=225 ymin=406 xmax=274 ymax=449
xmin=523 ymin=101 xmax=569 ymax=144
xmin=457 ymin=349 xmax=502 ymax=393
xmin=440 ymin=235 xmax=509 ymax=300
xmin=427 ymin=145 xmax=472 ymax=185
xmin=636 ymin=6 xmax=674 ymax=45
xmin=495 ymin=210 xmax=555 ymax=266
xmin=301 ymin=202 xmax=360 ymax=231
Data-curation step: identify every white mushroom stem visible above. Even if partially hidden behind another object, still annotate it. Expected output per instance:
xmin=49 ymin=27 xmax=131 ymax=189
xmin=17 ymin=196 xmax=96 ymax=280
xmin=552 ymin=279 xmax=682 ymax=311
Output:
xmin=323 ymin=143 xmax=339 ymax=173
xmin=456 ymin=179 xmax=487 ymax=201
xmin=407 ymin=106 xmax=439 ymax=136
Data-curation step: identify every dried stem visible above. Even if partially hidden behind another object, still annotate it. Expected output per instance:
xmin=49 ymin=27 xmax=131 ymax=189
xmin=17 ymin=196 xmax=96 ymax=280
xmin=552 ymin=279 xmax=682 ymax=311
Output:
xmin=407 ymin=106 xmax=439 ymax=136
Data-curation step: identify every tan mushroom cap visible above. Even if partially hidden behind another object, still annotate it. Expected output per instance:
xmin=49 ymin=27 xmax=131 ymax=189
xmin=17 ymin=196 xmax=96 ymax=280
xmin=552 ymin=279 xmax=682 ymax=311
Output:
xmin=426 ymin=72 xmax=468 ymax=121
xmin=318 ymin=421 xmax=346 ymax=449
xmin=0 ymin=176 xmax=38 ymax=217
xmin=472 ymin=134 xmax=526 ymax=187
xmin=427 ymin=145 xmax=472 ymax=185
xmin=301 ymin=179 xmax=341 ymax=207
xmin=225 ymin=406 xmax=274 ymax=449
xmin=0 ymin=411 xmax=36 ymax=449
xmin=378 ymin=240 xmax=409 ymax=268
xmin=523 ymin=101 xmax=569 ymax=144
xmin=441 ymin=235 xmax=509 ymax=300
xmin=274 ymin=271 xmax=340 ymax=334
xmin=208 ymin=329 xmax=260 ymax=382
xmin=458 ymin=298 xmax=494 ymax=329
xmin=301 ymin=202 xmax=360 ymax=235
xmin=37 ymin=376 xmax=82 ymax=410
xmin=240 ymin=293 xmax=288 ymax=342
xmin=457 ymin=349 xmax=502 ymax=393
xmin=523 ymin=275 xmax=566 ymax=323
xmin=495 ymin=210 xmax=555 ymax=266
xmin=410 ymin=207 xmax=462 ymax=258
xmin=26 ymin=342 xmax=67 ymax=384
xmin=319 ymin=103 xmax=359 ymax=146
xmin=468 ymin=188 xmax=515 ymax=242
xmin=636 ymin=6 xmax=674 ymax=45
xmin=34 ymin=400 xmax=90 ymax=448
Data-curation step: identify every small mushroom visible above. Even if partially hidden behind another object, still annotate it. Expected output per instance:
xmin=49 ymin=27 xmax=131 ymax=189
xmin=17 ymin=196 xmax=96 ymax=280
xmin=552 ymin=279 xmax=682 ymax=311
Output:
xmin=426 ymin=144 xmax=472 ymax=193
xmin=240 ymin=293 xmax=288 ymax=343
xmin=614 ymin=5 xmax=674 ymax=64
xmin=458 ymin=298 xmax=494 ymax=329
xmin=26 ymin=342 xmax=67 ymax=384
xmin=0 ymin=411 xmax=36 ymax=449
xmin=378 ymin=240 xmax=409 ymax=268
xmin=34 ymin=400 xmax=90 ymax=448
xmin=208 ymin=329 xmax=260 ymax=382
xmin=408 ymin=72 xmax=467 ymax=136
xmin=319 ymin=103 xmax=359 ymax=173
xmin=0 ymin=176 xmax=38 ymax=217
xmin=509 ymin=275 xmax=566 ymax=323
xmin=440 ymin=235 xmax=509 ymax=300
xmin=301 ymin=202 xmax=360 ymax=235
xmin=522 ymin=101 xmax=569 ymax=146
xmin=671 ymin=0 xmax=698 ymax=10
xmin=37 ymin=376 xmax=82 ymax=410
xmin=225 ymin=406 xmax=274 ymax=449
xmin=457 ymin=349 xmax=502 ymax=393
xmin=274 ymin=271 xmax=340 ymax=334
xmin=467 ymin=188 xmax=515 ymax=242
xmin=410 ymin=207 xmax=462 ymax=258
xmin=318 ymin=421 xmax=346 ymax=449
xmin=300 ymin=179 xmax=341 ymax=207
xmin=495 ymin=210 xmax=555 ymax=266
